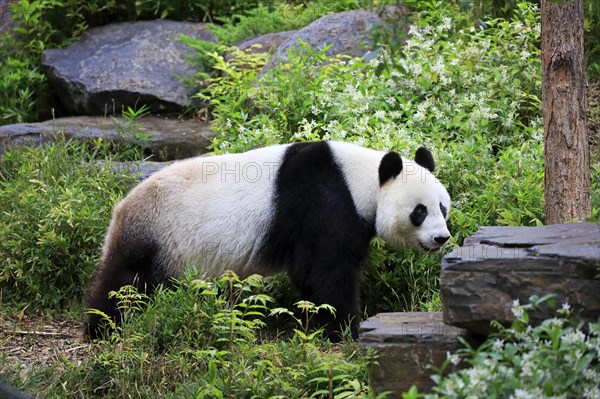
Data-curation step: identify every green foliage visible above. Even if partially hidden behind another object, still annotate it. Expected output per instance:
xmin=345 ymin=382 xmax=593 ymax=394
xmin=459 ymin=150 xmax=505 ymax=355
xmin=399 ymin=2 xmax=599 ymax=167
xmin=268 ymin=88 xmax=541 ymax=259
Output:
xmin=0 ymin=139 xmax=140 ymax=309
xmin=21 ymin=271 xmax=387 ymax=398
xmin=0 ymin=0 xmax=65 ymax=124
xmin=408 ymin=295 xmax=600 ymax=399
xmin=207 ymin=1 xmax=542 ymax=151
xmin=585 ymin=0 xmax=600 ymax=77
xmin=204 ymin=40 xmax=356 ymax=151
xmin=271 ymin=300 xmax=337 ymax=342
xmin=209 ymin=0 xmax=365 ymax=46
xmin=181 ymin=0 xmax=366 ymax=83
xmin=10 ymin=0 xmax=264 ymax=40
xmin=0 ymin=57 xmax=45 ymax=123
xmin=7 ymin=0 xmax=65 ymax=53
xmin=362 ymin=238 xmax=443 ymax=314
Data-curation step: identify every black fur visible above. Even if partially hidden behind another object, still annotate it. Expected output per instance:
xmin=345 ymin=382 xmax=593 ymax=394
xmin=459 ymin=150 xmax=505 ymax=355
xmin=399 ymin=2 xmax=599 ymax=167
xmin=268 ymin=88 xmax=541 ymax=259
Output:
xmin=410 ymin=204 xmax=428 ymax=227
xmin=378 ymin=151 xmax=403 ymax=186
xmin=84 ymin=212 xmax=165 ymax=340
xmin=440 ymin=203 xmax=448 ymax=218
xmin=414 ymin=147 xmax=435 ymax=172
xmin=260 ymin=142 xmax=376 ymax=340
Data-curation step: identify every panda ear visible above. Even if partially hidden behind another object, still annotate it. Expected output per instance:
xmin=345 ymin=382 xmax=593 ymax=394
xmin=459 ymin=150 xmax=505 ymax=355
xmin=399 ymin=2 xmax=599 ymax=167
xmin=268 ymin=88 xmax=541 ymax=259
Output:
xmin=415 ymin=147 xmax=435 ymax=172
xmin=379 ymin=152 xmax=403 ymax=186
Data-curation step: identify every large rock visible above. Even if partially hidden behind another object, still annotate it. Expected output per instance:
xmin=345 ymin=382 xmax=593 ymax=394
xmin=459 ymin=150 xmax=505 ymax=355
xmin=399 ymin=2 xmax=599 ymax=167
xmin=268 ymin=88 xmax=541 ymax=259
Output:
xmin=0 ymin=0 xmax=16 ymax=33
xmin=265 ymin=6 xmax=409 ymax=69
xmin=42 ymin=20 xmax=216 ymax=115
xmin=441 ymin=223 xmax=600 ymax=335
xmin=235 ymin=30 xmax=297 ymax=55
xmin=0 ymin=116 xmax=213 ymax=161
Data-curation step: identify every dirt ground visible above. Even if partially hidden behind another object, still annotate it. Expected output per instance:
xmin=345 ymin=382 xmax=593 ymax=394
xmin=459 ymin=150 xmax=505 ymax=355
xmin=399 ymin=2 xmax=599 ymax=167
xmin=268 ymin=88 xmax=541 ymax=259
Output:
xmin=0 ymin=315 xmax=89 ymax=375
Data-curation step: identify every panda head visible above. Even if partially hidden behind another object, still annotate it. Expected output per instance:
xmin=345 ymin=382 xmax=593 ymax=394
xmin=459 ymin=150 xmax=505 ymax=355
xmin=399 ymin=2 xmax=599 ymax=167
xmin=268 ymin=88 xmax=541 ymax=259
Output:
xmin=375 ymin=147 xmax=451 ymax=252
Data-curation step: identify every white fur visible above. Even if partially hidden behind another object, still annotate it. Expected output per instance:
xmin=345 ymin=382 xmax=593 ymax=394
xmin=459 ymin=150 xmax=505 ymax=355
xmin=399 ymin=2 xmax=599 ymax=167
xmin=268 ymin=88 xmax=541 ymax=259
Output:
xmin=329 ymin=141 xmax=382 ymax=221
xmin=119 ymin=144 xmax=291 ymax=278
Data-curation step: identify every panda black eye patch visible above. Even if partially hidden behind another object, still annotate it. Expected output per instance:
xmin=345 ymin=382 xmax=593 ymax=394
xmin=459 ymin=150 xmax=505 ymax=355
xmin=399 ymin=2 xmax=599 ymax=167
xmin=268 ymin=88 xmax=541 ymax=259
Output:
xmin=440 ymin=203 xmax=447 ymax=218
xmin=410 ymin=204 xmax=428 ymax=227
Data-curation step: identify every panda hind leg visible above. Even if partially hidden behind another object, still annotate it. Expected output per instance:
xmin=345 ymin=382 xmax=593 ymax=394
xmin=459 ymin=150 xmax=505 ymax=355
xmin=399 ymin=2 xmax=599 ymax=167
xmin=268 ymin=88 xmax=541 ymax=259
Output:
xmin=83 ymin=231 xmax=164 ymax=340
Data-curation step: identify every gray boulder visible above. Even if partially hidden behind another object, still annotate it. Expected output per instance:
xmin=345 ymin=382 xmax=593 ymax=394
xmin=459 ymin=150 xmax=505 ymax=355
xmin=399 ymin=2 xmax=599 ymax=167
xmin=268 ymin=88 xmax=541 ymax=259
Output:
xmin=0 ymin=116 xmax=213 ymax=161
xmin=264 ymin=7 xmax=409 ymax=69
xmin=235 ymin=30 xmax=297 ymax=55
xmin=42 ymin=20 xmax=216 ymax=115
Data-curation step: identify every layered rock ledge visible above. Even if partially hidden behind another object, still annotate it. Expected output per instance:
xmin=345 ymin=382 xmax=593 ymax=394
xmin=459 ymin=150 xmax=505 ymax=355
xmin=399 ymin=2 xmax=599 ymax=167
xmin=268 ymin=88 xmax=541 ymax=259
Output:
xmin=441 ymin=222 xmax=600 ymax=335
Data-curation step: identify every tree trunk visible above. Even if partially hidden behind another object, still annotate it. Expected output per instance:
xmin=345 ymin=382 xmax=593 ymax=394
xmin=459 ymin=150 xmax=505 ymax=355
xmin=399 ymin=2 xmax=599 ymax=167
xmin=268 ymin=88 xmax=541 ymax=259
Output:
xmin=541 ymin=0 xmax=591 ymax=224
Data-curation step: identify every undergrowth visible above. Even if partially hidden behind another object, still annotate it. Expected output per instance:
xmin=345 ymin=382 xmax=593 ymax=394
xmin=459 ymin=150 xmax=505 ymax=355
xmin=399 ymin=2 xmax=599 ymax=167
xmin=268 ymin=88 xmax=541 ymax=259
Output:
xmin=0 ymin=138 xmax=142 ymax=309
xmin=9 ymin=271 xmax=387 ymax=399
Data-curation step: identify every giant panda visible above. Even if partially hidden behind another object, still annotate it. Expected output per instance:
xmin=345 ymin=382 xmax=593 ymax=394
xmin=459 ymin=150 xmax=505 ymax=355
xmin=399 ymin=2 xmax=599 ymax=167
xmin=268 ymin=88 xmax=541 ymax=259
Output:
xmin=84 ymin=141 xmax=451 ymax=340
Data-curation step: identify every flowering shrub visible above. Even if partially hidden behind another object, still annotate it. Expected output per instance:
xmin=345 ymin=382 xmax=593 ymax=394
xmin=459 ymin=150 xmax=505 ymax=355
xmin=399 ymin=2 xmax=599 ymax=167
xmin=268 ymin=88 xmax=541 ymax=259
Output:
xmin=411 ymin=296 xmax=600 ymax=399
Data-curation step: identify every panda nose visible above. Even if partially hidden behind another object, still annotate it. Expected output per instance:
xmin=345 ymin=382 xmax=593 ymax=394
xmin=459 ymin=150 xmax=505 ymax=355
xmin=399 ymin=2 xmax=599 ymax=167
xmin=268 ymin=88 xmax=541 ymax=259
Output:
xmin=434 ymin=236 xmax=450 ymax=245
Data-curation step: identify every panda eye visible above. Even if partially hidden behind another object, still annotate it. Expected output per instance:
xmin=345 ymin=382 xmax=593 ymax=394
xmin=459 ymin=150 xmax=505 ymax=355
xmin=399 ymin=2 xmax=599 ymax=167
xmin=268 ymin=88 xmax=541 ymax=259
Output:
xmin=410 ymin=204 xmax=428 ymax=227
xmin=440 ymin=203 xmax=447 ymax=218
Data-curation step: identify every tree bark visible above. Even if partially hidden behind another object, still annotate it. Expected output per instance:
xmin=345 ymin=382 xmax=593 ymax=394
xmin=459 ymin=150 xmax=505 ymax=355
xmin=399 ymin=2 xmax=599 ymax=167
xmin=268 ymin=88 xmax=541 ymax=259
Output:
xmin=541 ymin=0 xmax=591 ymax=224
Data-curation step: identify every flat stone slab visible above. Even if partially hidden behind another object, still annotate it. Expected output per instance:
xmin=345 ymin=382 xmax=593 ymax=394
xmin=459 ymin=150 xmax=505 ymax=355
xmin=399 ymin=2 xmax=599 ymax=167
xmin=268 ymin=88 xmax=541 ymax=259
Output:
xmin=0 ymin=116 xmax=213 ymax=161
xmin=360 ymin=312 xmax=473 ymax=397
xmin=441 ymin=223 xmax=600 ymax=335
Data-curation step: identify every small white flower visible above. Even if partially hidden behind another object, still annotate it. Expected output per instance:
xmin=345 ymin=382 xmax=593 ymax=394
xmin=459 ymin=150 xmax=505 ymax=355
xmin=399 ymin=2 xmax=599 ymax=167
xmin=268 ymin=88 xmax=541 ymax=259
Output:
xmin=374 ymin=110 xmax=386 ymax=119
xmin=410 ymin=62 xmax=423 ymax=76
xmin=413 ymin=110 xmax=425 ymax=122
xmin=548 ymin=317 xmax=564 ymax=328
xmin=408 ymin=25 xmax=421 ymax=38
xmin=520 ymin=50 xmax=531 ymax=61
xmin=446 ymin=351 xmax=461 ymax=366
xmin=510 ymin=388 xmax=528 ymax=399
xmin=562 ymin=302 xmax=571 ymax=311
xmin=492 ymin=338 xmax=504 ymax=351
xmin=562 ymin=330 xmax=586 ymax=345
xmin=584 ymin=386 xmax=600 ymax=399
xmin=432 ymin=58 xmax=445 ymax=75
xmin=511 ymin=299 xmax=525 ymax=319
xmin=440 ymin=16 xmax=452 ymax=31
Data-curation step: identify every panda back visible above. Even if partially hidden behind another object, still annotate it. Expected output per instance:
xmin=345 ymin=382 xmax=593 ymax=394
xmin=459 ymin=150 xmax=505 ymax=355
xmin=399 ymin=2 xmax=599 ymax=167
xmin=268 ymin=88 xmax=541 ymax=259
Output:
xmin=126 ymin=144 xmax=290 ymax=277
